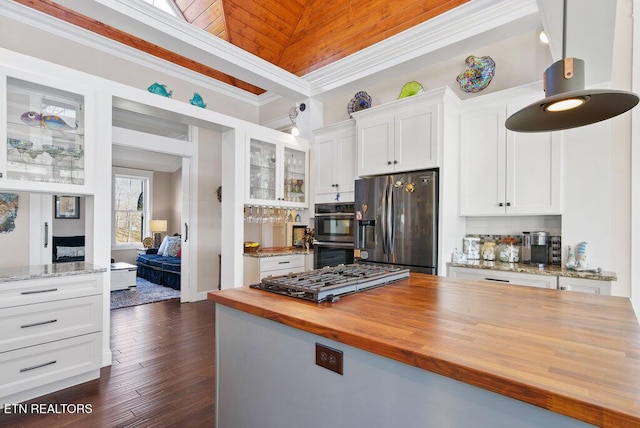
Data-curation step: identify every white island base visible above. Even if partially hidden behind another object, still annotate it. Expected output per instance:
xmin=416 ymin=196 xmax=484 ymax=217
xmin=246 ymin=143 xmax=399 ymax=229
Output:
xmin=215 ymin=305 xmax=593 ymax=428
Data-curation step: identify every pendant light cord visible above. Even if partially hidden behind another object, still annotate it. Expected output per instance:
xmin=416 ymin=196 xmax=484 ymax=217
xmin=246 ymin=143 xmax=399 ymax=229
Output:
xmin=562 ymin=0 xmax=567 ymax=59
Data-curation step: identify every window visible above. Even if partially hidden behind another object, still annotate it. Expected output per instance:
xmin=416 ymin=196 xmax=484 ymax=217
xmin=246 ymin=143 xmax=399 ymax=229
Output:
xmin=113 ymin=168 xmax=152 ymax=247
xmin=140 ymin=0 xmax=184 ymax=19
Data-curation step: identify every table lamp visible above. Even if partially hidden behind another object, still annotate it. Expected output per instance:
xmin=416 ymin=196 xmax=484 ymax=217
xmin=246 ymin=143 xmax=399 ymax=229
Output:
xmin=150 ymin=219 xmax=167 ymax=248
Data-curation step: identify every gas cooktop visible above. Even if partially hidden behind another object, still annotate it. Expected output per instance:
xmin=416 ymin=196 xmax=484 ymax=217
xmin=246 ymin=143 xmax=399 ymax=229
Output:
xmin=250 ymin=263 xmax=410 ymax=303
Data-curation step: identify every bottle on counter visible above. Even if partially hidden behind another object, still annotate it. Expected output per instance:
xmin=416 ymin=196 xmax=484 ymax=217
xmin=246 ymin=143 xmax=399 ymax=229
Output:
xmin=521 ymin=232 xmax=531 ymax=263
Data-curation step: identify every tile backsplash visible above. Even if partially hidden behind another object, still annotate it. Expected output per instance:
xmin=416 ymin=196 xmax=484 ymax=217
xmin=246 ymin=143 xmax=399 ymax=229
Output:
xmin=462 ymin=216 xmax=562 ymax=265
xmin=465 ymin=215 xmax=561 ymax=236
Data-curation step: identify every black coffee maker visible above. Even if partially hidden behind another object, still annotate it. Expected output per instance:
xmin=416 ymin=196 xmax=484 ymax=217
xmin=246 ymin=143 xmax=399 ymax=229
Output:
xmin=530 ymin=231 xmax=549 ymax=266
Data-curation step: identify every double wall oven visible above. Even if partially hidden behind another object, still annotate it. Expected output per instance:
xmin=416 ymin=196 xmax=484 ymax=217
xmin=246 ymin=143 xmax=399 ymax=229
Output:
xmin=313 ymin=203 xmax=355 ymax=269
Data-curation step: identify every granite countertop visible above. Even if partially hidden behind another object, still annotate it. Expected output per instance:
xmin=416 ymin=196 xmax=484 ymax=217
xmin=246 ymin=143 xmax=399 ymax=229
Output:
xmin=0 ymin=262 xmax=107 ymax=283
xmin=447 ymin=260 xmax=617 ymax=281
xmin=243 ymin=246 xmax=313 ymax=258
xmin=208 ymin=274 xmax=640 ymax=427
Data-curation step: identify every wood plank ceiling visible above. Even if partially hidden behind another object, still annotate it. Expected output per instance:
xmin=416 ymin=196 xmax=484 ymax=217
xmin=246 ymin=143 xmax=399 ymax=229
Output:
xmin=178 ymin=0 xmax=468 ymax=77
xmin=15 ymin=0 xmax=469 ymax=95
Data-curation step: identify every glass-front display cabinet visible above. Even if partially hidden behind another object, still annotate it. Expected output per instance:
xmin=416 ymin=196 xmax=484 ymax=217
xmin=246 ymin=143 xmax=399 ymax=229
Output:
xmin=1 ymin=70 xmax=92 ymax=193
xmin=246 ymin=135 xmax=308 ymax=208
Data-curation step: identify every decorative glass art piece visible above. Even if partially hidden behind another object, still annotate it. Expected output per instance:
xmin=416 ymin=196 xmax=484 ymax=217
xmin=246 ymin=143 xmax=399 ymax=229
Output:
xmin=398 ymin=81 xmax=424 ymax=99
xmin=0 ymin=193 xmax=18 ymax=233
xmin=348 ymin=91 xmax=372 ymax=117
xmin=456 ymin=55 xmax=496 ymax=93
xmin=189 ymin=92 xmax=206 ymax=108
xmin=147 ymin=82 xmax=173 ymax=97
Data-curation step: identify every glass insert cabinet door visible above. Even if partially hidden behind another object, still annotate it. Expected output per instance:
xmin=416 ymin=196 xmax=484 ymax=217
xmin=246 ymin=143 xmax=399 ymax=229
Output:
xmin=5 ymin=76 xmax=85 ymax=186
xmin=248 ymin=138 xmax=276 ymax=201
xmin=283 ymin=147 xmax=305 ymax=203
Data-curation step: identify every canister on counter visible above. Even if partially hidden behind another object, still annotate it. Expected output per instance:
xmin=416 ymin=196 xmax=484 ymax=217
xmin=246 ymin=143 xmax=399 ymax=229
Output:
xmin=463 ymin=237 xmax=481 ymax=260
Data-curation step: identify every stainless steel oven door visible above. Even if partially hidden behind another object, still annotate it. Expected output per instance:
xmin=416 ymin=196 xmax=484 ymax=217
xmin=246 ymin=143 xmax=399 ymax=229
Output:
xmin=313 ymin=241 xmax=355 ymax=269
xmin=314 ymin=213 xmax=354 ymax=243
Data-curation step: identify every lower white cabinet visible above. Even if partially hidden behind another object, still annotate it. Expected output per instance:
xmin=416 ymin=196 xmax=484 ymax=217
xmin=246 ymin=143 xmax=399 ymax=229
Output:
xmin=448 ymin=267 xmax=557 ymax=289
xmin=558 ymin=277 xmax=612 ymax=295
xmin=0 ymin=271 xmax=103 ymax=405
xmin=243 ymin=254 xmax=306 ymax=286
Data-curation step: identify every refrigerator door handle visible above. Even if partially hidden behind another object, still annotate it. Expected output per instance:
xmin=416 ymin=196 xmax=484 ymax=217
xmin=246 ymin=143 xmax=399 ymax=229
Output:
xmin=388 ymin=185 xmax=396 ymax=254
xmin=385 ymin=182 xmax=393 ymax=254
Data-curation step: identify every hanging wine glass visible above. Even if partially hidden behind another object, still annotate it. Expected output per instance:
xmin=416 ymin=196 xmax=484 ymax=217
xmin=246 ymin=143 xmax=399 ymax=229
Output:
xmin=285 ymin=208 xmax=293 ymax=223
xmin=295 ymin=211 xmax=301 ymax=223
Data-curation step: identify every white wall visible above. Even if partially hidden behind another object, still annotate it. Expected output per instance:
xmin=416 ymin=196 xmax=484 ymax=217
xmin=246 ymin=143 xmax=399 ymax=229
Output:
xmin=0 ymin=16 xmax=259 ymax=123
xmin=320 ymin=29 xmax=551 ymax=126
xmin=52 ymin=196 xmax=86 ymax=237
xmin=197 ymin=127 xmax=222 ymax=292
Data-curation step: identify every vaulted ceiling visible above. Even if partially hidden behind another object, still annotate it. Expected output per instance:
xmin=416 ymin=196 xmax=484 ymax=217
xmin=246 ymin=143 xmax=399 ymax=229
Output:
xmin=6 ymin=1 xmax=617 ymax=102
xmin=175 ymin=0 xmax=467 ymax=77
xmin=13 ymin=0 xmax=469 ymax=96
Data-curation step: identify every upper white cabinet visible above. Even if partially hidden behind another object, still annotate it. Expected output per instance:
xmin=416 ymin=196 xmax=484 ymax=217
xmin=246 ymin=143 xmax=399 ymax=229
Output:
xmin=0 ymin=67 xmax=94 ymax=194
xmin=246 ymin=133 xmax=309 ymax=208
xmin=353 ymin=90 xmax=443 ymax=177
xmin=459 ymin=88 xmax=562 ymax=216
xmin=313 ymin=120 xmax=356 ymax=202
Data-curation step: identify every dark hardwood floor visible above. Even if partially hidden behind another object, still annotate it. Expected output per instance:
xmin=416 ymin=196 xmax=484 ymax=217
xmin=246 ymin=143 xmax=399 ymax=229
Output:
xmin=1 ymin=299 xmax=217 ymax=427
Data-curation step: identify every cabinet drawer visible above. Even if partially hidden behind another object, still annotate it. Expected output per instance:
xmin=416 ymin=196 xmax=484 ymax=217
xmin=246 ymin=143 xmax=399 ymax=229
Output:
xmin=0 ymin=295 xmax=102 ymax=353
xmin=558 ymin=277 xmax=612 ymax=295
xmin=260 ymin=255 xmax=305 ymax=273
xmin=259 ymin=267 xmax=306 ymax=280
xmin=0 ymin=274 xmax=103 ymax=309
xmin=449 ymin=267 xmax=557 ymax=289
xmin=0 ymin=332 xmax=101 ymax=402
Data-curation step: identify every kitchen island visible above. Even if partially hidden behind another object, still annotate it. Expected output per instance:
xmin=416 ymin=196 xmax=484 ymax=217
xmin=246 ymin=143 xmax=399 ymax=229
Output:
xmin=208 ymin=273 xmax=640 ymax=427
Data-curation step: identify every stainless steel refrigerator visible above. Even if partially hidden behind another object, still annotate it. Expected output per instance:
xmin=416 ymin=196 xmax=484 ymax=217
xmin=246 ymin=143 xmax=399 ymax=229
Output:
xmin=354 ymin=169 xmax=438 ymax=274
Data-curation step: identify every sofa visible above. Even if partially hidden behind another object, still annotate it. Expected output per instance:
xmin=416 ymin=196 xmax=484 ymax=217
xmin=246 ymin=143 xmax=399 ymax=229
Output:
xmin=136 ymin=235 xmax=181 ymax=290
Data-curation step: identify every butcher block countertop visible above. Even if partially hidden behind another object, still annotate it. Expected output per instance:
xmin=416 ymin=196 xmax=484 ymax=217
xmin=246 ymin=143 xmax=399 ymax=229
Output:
xmin=208 ymin=273 xmax=640 ymax=427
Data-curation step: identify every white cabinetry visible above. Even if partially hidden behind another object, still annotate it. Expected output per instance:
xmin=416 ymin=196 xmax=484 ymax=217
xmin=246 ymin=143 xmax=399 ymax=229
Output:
xmin=448 ymin=266 xmax=557 ymax=289
xmin=246 ymin=133 xmax=309 ymax=208
xmin=459 ymin=88 xmax=562 ymax=216
xmin=243 ymin=254 xmax=306 ymax=286
xmin=353 ymin=90 xmax=443 ymax=177
xmin=558 ymin=277 xmax=612 ymax=295
xmin=313 ymin=120 xmax=356 ymax=202
xmin=0 ymin=66 xmax=94 ymax=194
xmin=0 ymin=272 xmax=103 ymax=405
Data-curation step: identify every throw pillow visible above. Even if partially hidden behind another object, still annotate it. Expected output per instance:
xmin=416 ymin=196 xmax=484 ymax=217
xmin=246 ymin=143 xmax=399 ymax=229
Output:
xmin=176 ymin=249 xmax=182 ymax=258
xmin=157 ymin=235 xmax=170 ymax=254
xmin=163 ymin=237 xmax=181 ymax=257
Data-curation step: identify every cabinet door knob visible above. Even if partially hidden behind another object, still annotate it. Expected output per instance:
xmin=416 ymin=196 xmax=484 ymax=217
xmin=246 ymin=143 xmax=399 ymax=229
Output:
xmin=506 ymin=202 xmax=511 ymax=207
xmin=387 ymin=161 xmax=392 ymax=165
xmin=393 ymin=160 xmax=398 ymax=164
xmin=498 ymin=202 xmax=504 ymax=207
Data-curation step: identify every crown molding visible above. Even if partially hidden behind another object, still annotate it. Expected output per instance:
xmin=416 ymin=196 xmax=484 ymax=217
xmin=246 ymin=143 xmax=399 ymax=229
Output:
xmin=1 ymin=1 xmax=262 ymax=106
xmin=55 ymin=0 xmax=312 ymax=98
xmin=303 ymin=0 xmax=540 ymax=97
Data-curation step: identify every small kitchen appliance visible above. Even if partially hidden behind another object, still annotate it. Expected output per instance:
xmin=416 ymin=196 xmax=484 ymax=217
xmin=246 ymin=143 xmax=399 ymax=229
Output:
xmin=530 ymin=231 xmax=549 ymax=266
